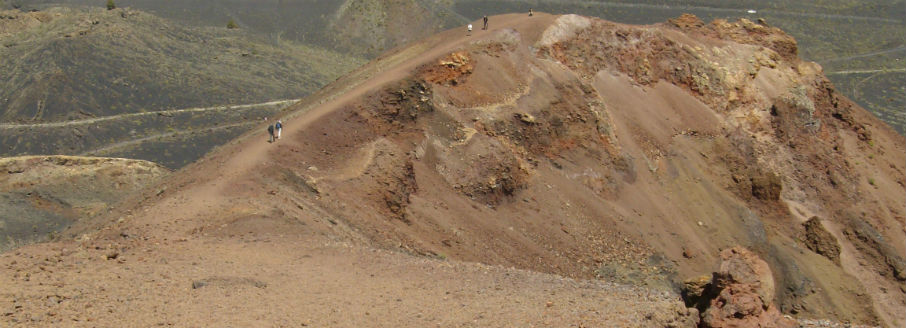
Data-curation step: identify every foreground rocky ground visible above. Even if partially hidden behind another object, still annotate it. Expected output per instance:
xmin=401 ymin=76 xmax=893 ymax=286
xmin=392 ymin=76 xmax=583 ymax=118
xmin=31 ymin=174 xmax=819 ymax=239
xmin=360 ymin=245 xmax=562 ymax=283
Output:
xmin=1 ymin=236 xmax=698 ymax=327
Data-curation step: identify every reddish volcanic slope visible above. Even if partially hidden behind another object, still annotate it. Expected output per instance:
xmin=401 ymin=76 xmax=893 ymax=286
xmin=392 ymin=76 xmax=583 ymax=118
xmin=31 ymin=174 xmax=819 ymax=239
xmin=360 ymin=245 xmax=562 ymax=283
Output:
xmin=2 ymin=13 xmax=903 ymax=327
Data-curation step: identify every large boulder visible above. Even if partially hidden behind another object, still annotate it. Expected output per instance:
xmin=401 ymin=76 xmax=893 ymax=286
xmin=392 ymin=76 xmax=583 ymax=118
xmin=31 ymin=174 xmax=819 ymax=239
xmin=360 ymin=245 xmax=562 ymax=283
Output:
xmin=690 ymin=247 xmax=797 ymax=328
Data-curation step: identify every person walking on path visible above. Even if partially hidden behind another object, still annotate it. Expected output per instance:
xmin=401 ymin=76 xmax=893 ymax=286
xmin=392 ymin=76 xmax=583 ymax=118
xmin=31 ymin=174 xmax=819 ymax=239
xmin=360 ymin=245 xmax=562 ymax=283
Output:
xmin=267 ymin=124 xmax=275 ymax=143
xmin=276 ymin=120 xmax=283 ymax=140
xmin=467 ymin=23 xmax=472 ymax=36
xmin=483 ymin=16 xmax=488 ymax=30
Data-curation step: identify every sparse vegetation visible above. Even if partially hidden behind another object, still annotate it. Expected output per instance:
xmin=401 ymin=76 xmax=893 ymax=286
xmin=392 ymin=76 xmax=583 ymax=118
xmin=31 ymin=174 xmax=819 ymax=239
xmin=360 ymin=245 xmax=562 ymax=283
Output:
xmin=226 ymin=18 xmax=238 ymax=29
xmin=0 ymin=7 xmax=364 ymax=168
xmin=106 ymin=0 xmax=115 ymax=10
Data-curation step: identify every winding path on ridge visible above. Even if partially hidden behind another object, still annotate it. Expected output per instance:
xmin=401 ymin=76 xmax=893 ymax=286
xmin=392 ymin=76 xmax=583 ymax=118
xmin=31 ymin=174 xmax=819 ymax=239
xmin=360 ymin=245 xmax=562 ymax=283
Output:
xmin=826 ymin=68 xmax=906 ymax=75
xmin=0 ymin=99 xmax=298 ymax=129
xmin=820 ymin=45 xmax=906 ymax=65
xmin=487 ymin=0 xmax=903 ymax=24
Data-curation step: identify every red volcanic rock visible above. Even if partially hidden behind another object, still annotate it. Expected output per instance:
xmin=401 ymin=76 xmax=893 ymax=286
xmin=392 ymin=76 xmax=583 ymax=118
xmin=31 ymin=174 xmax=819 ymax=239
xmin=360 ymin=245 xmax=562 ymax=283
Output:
xmin=701 ymin=247 xmax=796 ymax=328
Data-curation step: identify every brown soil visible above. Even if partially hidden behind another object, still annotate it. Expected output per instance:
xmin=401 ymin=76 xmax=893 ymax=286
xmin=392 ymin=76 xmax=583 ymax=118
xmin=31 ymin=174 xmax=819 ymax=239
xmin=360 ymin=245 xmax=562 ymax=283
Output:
xmin=2 ymin=12 xmax=904 ymax=327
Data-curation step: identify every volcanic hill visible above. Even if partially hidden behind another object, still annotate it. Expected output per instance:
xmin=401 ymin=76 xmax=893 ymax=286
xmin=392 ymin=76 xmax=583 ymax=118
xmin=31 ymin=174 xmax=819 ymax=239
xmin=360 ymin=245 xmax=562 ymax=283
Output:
xmin=1 ymin=13 xmax=904 ymax=327
xmin=0 ymin=6 xmax=362 ymax=122
xmin=0 ymin=6 xmax=363 ymax=167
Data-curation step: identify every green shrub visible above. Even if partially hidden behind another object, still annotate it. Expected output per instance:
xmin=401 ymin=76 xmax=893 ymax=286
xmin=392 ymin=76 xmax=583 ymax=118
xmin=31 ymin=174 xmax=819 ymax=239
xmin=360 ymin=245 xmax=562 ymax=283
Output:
xmin=106 ymin=0 xmax=115 ymax=10
xmin=226 ymin=19 xmax=239 ymax=29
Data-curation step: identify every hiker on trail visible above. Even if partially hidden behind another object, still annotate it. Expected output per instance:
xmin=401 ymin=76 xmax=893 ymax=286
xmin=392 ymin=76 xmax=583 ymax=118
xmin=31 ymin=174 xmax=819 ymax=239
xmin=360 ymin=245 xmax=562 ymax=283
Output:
xmin=267 ymin=124 xmax=275 ymax=143
xmin=467 ymin=24 xmax=472 ymax=35
xmin=483 ymin=16 xmax=488 ymax=30
xmin=529 ymin=8 xmax=533 ymax=16
xmin=275 ymin=120 xmax=283 ymax=140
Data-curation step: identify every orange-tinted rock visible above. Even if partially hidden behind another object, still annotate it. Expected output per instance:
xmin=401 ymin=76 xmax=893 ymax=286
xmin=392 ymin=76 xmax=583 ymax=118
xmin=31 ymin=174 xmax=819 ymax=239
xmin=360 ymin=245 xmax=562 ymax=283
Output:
xmin=700 ymin=247 xmax=797 ymax=328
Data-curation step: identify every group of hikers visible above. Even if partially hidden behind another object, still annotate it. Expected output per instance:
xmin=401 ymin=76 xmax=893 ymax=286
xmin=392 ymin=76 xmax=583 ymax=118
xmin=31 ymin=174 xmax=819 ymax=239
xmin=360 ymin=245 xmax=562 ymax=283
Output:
xmin=468 ymin=10 xmax=532 ymax=35
xmin=266 ymin=118 xmax=283 ymax=143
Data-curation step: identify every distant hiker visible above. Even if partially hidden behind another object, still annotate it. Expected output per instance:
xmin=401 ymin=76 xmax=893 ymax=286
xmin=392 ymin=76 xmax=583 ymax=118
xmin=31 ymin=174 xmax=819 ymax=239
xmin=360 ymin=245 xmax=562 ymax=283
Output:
xmin=529 ymin=8 xmax=533 ymax=16
xmin=483 ymin=16 xmax=488 ymax=30
xmin=275 ymin=120 xmax=283 ymax=140
xmin=467 ymin=24 xmax=472 ymax=35
xmin=267 ymin=124 xmax=275 ymax=143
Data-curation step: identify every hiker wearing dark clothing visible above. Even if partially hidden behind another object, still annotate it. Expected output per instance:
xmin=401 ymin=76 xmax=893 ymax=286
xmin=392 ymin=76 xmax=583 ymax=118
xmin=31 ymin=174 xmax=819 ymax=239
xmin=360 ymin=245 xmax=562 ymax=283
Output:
xmin=276 ymin=120 xmax=283 ymax=140
xmin=483 ymin=16 xmax=488 ymax=30
xmin=267 ymin=124 xmax=275 ymax=143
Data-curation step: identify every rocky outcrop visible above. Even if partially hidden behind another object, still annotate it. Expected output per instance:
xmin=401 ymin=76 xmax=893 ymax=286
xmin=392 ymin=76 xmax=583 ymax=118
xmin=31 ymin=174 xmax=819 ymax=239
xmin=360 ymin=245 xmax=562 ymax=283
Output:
xmin=750 ymin=170 xmax=782 ymax=202
xmin=670 ymin=13 xmax=798 ymax=61
xmin=0 ymin=9 xmax=53 ymax=37
xmin=685 ymin=247 xmax=797 ymax=328
xmin=286 ymin=13 xmax=904 ymax=326
xmin=419 ymin=51 xmax=474 ymax=86
xmin=843 ymin=215 xmax=906 ymax=282
xmin=801 ymin=217 xmax=841 ymax=265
